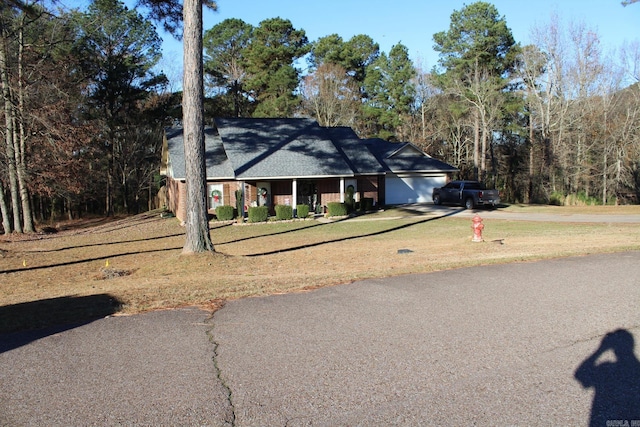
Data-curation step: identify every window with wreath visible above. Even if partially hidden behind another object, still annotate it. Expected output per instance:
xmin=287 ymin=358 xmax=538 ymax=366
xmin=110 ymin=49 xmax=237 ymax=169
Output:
xmin=208 ymin=184 xmax=224 ymax=209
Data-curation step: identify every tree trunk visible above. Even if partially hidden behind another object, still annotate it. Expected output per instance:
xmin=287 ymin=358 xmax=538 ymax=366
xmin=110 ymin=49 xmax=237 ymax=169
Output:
xmin=528 ymin=112 xmax=534 ymax=203
xmin=480 ymin=120 xmax=488 ymax=183
xmin=0 ymin=180 xmax=10 ymax=234
xmin=473 ymin=108 xmax=480 ymax=180
xmin=182 ymin=0 xmax=214 ymax=253
xmin=0 ymin=32 xmax=22 ymax=233
xmin=16 ymin=22 xmax=34 ymax=232
xmin=602 ymin=151 xmax=608 ymax=205
xmin=473 ymin=62 xmax=480 ymax=181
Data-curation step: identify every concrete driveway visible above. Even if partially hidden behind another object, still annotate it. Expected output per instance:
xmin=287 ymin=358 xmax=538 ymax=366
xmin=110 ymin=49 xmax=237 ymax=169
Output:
xmin=2 ymin=252 xmax=640 ymax=426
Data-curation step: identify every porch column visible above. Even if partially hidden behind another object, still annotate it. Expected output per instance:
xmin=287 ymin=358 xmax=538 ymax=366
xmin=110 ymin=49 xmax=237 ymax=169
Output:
xmin=292 ymin=179 xmax=298 ymax=215
xmin=239 ymin=181 xmax=245 ymax=217
xmin=339 ymin=177 xmax=345 ymax=203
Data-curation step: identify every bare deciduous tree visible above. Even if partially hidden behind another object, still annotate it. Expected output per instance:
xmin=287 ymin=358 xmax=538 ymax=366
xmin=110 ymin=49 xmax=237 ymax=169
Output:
xmin=300 ymin=63 xmax=360 ymax=127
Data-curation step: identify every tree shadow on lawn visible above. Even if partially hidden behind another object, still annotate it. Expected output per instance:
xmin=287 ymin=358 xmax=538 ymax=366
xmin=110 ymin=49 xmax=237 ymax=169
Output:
xmin=34 ymin=211 xmax=166 ymax=237
xmin=213 ymin=220 xmax=328 ymax=245
xmin=243 ymin=209 xmax=463 ymax=257
xmin=24 ymin=232 xmax=186 ymax=254
xmin=1 ymin=246 xmax=183 ymax=275
xmin=0 ymin=294 xmax=123 ymax=352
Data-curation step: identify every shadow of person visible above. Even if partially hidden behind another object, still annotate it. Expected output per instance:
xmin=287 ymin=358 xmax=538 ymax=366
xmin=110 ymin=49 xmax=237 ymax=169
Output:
xmin=575 ymin=329 xmax=640 ymax=426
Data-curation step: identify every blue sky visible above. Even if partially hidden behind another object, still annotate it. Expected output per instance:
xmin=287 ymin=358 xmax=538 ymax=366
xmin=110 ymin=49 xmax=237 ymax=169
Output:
xmin=157 ymin=0 xmax=639 ymax=86
xmin=74 ymin=0 xmax=640 ymax=86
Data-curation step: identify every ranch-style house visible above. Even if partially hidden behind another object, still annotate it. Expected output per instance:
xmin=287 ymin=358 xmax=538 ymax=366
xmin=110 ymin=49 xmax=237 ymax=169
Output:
xmin=161 ymin=117 xmax=457 ymax=221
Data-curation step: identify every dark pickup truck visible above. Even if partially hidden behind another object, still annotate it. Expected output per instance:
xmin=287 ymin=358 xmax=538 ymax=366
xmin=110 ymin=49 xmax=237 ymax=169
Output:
xmin=432 ymin=180 xmax=500 ymax=209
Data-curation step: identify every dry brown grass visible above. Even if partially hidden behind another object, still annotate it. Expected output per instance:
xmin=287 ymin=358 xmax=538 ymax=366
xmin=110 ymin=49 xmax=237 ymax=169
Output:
xmin=1 ymin=206 xmax=639 ymax=332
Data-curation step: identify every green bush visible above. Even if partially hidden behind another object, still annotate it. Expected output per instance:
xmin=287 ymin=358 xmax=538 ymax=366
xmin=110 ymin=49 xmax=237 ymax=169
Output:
xmin=275 ymin=204 xmax=293 ymax=220
xmin=248 ymin=206 xmax=269 ymax=223
xmin=361 ymin=197 xmax=374 ymax=212
xmin=565 ymin=192 xmax=600 ymax=206
xmin=296 ymin=204 xmax=309 ymax=218
xmin=215 ymin=205 xmax=235 ymax=221
xmin=549 ymin=191 xmax=564 ymax=206
xmin=345 ymin=185 xmax=355 ymax=212
xmin=235 ymin=189 xmax=243 ymax=218
xmin=327 ymin=202 xmax=347 ymax=217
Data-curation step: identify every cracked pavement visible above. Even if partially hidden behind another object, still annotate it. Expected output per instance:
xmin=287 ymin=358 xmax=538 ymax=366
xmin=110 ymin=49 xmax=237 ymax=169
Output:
xmin=0 ymin=308 xmax=234 ymax=426
xmin=2 ymin=252 xmax=640 ymax=425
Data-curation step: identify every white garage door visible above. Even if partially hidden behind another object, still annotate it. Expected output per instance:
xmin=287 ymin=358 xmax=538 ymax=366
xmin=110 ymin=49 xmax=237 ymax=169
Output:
xmin=385 ymin=174 xmax=446 ymax=205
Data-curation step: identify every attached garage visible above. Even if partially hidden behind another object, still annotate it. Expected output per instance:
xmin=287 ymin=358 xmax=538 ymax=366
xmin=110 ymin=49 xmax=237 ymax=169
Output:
xmin=363 ymin=140 xmax=457 ymax=205
xmin=385 ymin=173 xmax=447 ymax=205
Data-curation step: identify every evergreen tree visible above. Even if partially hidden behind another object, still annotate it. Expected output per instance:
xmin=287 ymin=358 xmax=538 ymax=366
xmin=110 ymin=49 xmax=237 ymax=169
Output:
xmin=433 ymin=1 xmax=519 ymax=181
xmin=310 ymin=34 xmax=379 ymax=85
xmin=203 ymin=18 xmax=253 ymax=117
xmin=363 ymin=43 xmax=416 ymax=140
xmin=75 ymin=0 xmax=166 ymax=215
xmin=243 ymin=17 xmax=309 ymax=117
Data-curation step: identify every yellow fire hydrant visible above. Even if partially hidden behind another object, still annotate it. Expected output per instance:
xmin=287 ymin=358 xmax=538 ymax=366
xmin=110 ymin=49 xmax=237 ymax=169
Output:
xmin=471 ymin=214 xmax=484 ymax=242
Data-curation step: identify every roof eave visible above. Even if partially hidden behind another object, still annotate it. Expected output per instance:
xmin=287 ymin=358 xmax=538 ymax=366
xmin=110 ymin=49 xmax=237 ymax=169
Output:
xmin=235 ymin=173 xmax=356 ymax=180
xmin=387 ymin=169 xmax=458 ymax=174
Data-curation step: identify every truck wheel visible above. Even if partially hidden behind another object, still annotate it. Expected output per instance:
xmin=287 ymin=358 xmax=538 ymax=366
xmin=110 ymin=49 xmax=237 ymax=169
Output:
xmin=433 ymin=195 xmax=441 ymax=205
xmin=464 ymin=198 xmax=474 ymax=210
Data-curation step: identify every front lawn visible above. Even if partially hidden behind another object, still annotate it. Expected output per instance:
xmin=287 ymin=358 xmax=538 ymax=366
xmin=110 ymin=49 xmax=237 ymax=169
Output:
xmin=1 ymin=206 xmax=639 ymax=332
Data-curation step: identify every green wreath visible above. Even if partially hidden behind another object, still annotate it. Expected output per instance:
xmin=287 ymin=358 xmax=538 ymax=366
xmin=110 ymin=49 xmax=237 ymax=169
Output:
xmin=211 ymin=189 xmax=222 ymax=203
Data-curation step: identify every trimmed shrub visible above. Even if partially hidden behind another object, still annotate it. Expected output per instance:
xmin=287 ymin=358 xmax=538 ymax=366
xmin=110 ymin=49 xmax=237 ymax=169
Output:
xmin=361 ymin=197 xmax=374 ymax=212
xmin=235 ymin=189 xmax=243 ymax=218
xmin=345 ymin=185 xmax=355 ymax=212
xmin=248 ymin=206 xmax=269 ymax=223
xmin=275 ymin=204 xmax=293 ymax=220
xmin=327 ymin=202 xmax=347 ymax=217
xmin=215 ymin=205 xmax=235 ymax=221
xmin=296 ymin=204 xmax=309 ymax=219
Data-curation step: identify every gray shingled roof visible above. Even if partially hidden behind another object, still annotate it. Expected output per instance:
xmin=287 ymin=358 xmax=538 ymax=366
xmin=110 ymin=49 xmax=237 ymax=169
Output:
xmin=363 ymin=139 xmax=458 ymax=173
xmin=215 ymin=118 xmax=354 ymax=179
xmin=164 ymin=119 xmax=456 ymax=180
xmin=165 ymin=126 xmax=235 ymax=180
xmin=325 ymin=127 xmax=386 ymax=175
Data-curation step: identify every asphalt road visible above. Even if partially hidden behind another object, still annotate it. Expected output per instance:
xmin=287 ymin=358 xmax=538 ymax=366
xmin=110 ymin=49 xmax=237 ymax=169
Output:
xmin=2 ymin=252 xmax=640 ymax=426
xmin=0 ymin=309 xmax=234 ymax=426
xmin=396 ymin=204 xmax=640 ymax=223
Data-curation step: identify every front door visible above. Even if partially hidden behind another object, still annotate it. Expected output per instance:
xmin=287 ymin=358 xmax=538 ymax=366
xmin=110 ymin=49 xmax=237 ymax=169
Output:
xmin=256 ymin=182 xmax=271 ymax=207
xmin=298 ymin=180 xmax=318 ymax=213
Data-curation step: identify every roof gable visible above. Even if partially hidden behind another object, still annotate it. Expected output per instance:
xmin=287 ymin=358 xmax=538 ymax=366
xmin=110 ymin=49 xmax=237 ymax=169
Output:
xmin=387 ymin=143 xmax=428 ymax=158
xmin=164 ymin=126 xmax=235 ymax=180
xmin=215 ymin=118 xmax=354 ymax=179
xmin=363 ymin=138 xmax=457 ymax=174
xmin=162 ymin=119 xmax=457 ymax=180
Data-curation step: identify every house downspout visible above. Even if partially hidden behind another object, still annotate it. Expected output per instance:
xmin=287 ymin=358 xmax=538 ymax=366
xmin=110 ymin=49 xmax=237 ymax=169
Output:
xmin=339 ymin=178 xmax=345 ymax=203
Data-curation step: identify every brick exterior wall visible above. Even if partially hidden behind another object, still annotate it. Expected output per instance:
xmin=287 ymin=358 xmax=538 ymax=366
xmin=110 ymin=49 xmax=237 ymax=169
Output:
xmin=166 ymin=177 xmax=383 ymax=221
xmin=317 ymin=179 xmax=341 ymax=205
xmin=271 ymin=181 xmax=293 ymax=209
xmin=358 ymin=176 xmax=380 ymax=203
xmin=167 ymin=177 xmax=187 ymax=222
